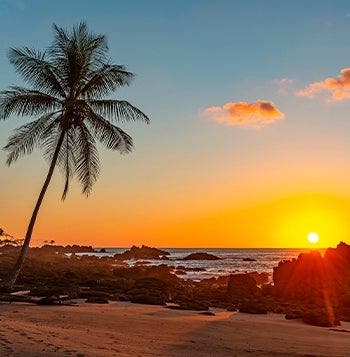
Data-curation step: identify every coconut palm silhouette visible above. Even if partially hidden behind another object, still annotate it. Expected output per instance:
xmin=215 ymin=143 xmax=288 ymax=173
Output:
xmin=0 ymin=22 xmax=149 ymax=289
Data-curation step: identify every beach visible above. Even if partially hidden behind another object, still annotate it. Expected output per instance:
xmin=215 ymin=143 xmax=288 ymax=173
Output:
xmin=1 ymin=301 xmax=350 ymax=357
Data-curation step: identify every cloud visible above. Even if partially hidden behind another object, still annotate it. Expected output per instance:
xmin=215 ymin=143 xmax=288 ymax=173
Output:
xmin=274 ymin=77 xmax=294 ymax=95
xmin=203 ymin=100 xmax=284 ymax=128
xmin=297 ymin=67 xmax=350 ymax=101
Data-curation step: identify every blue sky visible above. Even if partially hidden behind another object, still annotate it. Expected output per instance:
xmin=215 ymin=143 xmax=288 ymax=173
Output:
xmin=2 ymin=1 xmax=350 ymax=247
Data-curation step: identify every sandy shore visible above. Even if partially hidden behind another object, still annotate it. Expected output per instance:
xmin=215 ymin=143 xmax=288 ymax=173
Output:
xmin=0 ymin=301 xmax=349 ymax=357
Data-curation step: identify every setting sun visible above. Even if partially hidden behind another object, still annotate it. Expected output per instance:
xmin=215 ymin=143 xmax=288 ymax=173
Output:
xmin=307 ymin=232 xmax=319 ymax=244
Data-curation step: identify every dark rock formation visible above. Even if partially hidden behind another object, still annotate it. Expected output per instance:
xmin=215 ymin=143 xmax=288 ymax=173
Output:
xmin=239 ymin=300 xmax=268 ymax=314
xmin=246 ymin=272 xmax=269 ymax=285
xmin=302 ymin=307 xmax=340 ymax=327
xmin=127 ymin=278 xmax=168 ymax=306
xmin=86 ymin=296 xmax=109 ymax=304
xmin=226 ymin=274 xmax=260 ymax=303
xmin=182 ymin=253 xmax=221 ymax=261
xmin=273 ymin=242 xmax=350 ymax=325
xmin=114 ymin=245 xmax=170 ymax=261
xmin=243 ymin=258 xmax=256 ymax=262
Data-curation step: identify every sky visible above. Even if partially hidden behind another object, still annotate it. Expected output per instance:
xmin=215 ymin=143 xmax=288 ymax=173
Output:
xmin=2 ymin=0 xmax=350 ymax=248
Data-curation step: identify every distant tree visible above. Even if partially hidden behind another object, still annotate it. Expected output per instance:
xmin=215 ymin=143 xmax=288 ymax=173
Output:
xmin=0 ymin=228 xmax=23 ymax=247
xmin=0 ymin=22 xmax=149 ymax=289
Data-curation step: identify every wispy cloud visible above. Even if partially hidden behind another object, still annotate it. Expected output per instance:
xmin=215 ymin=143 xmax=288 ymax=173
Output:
xmin=274 ymin=77 xmax=294 ymax=95
xmin=297 ymin=67 xmax=350 ymax=101
xmin=203 ymin=100 xmax=284 ymax=129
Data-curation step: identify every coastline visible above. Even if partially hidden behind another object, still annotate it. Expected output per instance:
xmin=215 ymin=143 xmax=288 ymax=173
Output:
xmin=1 ymin=301 xmax=350 ymax=356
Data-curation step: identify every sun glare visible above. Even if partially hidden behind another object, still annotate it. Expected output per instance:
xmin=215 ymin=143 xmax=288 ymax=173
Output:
xmin=307 ymin=232 xmax=319 ymax=244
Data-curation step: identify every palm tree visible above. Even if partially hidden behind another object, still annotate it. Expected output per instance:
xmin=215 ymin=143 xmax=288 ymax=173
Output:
xmin=0 ymin=22 xmax=149 ymax=290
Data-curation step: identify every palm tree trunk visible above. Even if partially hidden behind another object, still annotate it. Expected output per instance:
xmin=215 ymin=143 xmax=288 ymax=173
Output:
xmin=2 ymin=130 xmax=65 ymax=290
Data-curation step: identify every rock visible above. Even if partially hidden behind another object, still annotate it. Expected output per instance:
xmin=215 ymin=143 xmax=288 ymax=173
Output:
xmin=239 ymin=300 xmax=267 ymax=314
xmin=86 ymin=296 xmax=109 ymax=304
xmin=226 ymin=274 xmax=260 ymax=302
xmin=340 ymin=308 xmax=350 ymax=322
xmin=79 ymin=290 xmax=111 ymax=299
xmin=127 ymin=278 xmax=169 ymax=306
xmin=285 ymin=309 xmax=303 ymax=320
xmin=273 ymin=250 xmax=336 ymax=306
xmin=182 ymin=253 xmax=221 ymax=261
xmin=36 ymin=296 xmax=57 ymax=305
xmin=226 ymin=305 xmax=237 ymax=312
xmin=243 ymin=258 xmax=256 ymax=262
xmin=113 ymin=265 xmax=181 ymax=285
xmin=247 ymin=272 xmax=269 ymax=285
xmin=302 ymin=308 xmax=340 ymax=327
xmin=129 ymin=291 xmax=166 ymax=305
xmin=114 ymin=245 xmax=170 ymax=261
xmin=261 ymin=283 xmax=275 ymax=297
xmin=99 ymin=248 xmax=106 ymax=253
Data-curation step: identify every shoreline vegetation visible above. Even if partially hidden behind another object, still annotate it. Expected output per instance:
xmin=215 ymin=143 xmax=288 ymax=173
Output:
xmin=0 ymin=242 xmax=349 ymax=329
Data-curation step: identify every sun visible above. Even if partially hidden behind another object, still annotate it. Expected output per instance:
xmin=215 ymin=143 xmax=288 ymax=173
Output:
xmin=307 ymin=232 xmax=319 ymax=244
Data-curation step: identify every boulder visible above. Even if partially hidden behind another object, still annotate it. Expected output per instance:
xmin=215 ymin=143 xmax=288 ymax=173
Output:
xmin=182 ymin=253 xmax=221 ymax=261
xmin=86 ymin=296 xmax=109 ymax=304
xmin=238 ymin=300 xmax=267 ymax=314
xmin=243 ymin=258 xmax=256 ymax=262
xmin=113 ymin=265 xmax=180 ymax=285
xmin=114 ymin=245 xmax=170 ymax=261
xmin=127 ymin=277 xmax=169 ymax=306
xmin=273 ymin=251 xmax=336 ymax=305
xmin=302 ymin=308 xmax=340 ymax=327
xmin=247 ymin=272 xmax=269 ymax=285
xmin=226 ymin=274 xmax=260 ymax=302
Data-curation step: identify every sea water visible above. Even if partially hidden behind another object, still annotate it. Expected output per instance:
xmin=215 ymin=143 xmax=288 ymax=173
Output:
xmin=80 ymin=248 xmax=322 ymax=281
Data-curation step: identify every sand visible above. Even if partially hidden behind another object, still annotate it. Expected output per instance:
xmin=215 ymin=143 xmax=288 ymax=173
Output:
xmin=0 ymin=301 xmax=350 ymax=357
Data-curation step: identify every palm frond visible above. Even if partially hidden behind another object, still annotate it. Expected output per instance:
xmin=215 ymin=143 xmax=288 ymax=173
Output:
xmin=50 ymin=22 xmax=109 ymax=95
xmin=8 ymin=47 xmax=66 ymax=98
xmin=86 ymin=110 xmax=133 ymax=154
xmin=80 ymin=64 xmax=134 ymax=98
xmin=3 ymin=112 xmax=59 ymax=165
xmin=74 ymin=123 xmax=100 ymax=196
xmin=0 ymin=86 xmax=61 ymax=119
xmin=87 ymin=99 xmax=150 ymax=123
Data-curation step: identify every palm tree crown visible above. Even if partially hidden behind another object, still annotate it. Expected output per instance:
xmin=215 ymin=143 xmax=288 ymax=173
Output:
xmin=1 ymin=22 xmax=149 ymax=198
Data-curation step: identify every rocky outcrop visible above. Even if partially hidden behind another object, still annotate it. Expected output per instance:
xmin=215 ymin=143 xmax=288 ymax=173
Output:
xmin=246 ymin=272 xmax=269 ymax=285
xmin=114 ymin=245 xmax=170 ymax=261
xmin=182 ymin=253 xmax=221 ymax=261
xmin=127 ymin=278 xmax=168 ymax=306
xmin=226 ymin=274 xmax=260 ymax=303
xmin=273 ymin=242 xmax=350 ymax=325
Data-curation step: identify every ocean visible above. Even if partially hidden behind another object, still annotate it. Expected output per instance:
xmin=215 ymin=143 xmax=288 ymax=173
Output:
xmin=82 ymin=248 xmax=320 ymax=281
